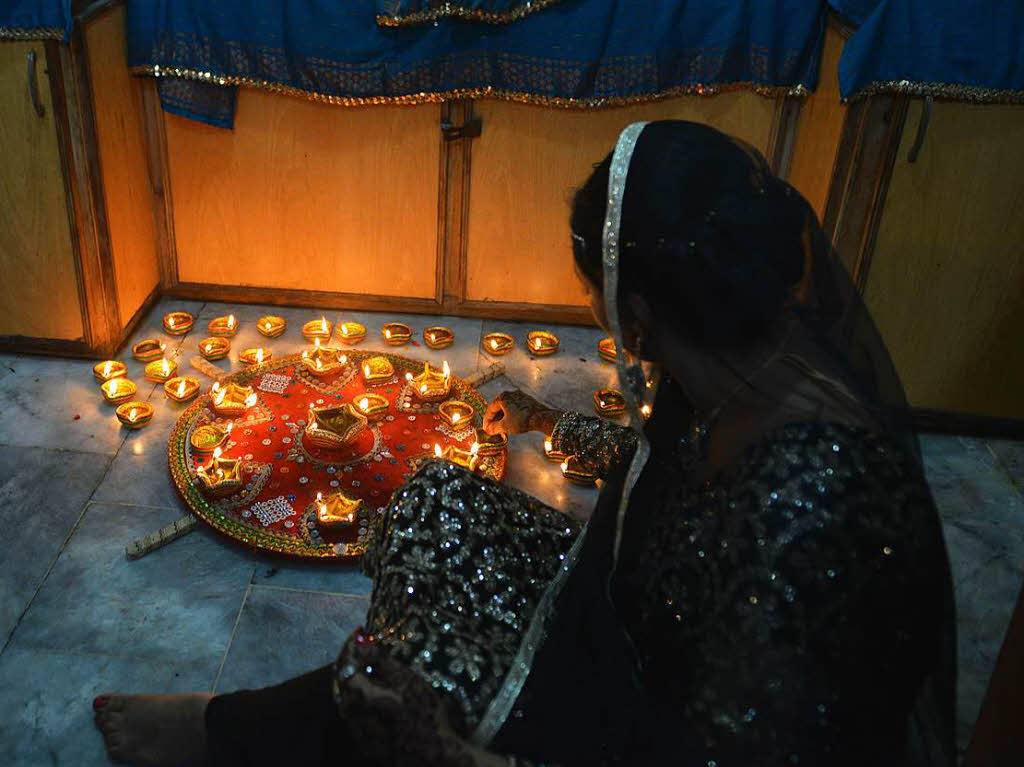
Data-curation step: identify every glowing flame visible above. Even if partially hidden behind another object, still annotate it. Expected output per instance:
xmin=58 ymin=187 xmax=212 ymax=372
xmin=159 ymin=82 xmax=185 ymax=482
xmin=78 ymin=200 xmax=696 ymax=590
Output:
xmin=167 ymin=316 xmax=175 ymax=328
xmin=405 ymin=372 xmax=413 ymax=381
xmin=359 ymin=397 xmax=369 ymax=410
xmin=544 ymin=439 xmax=552 ymax=452
xmin=214 ymin=388 xmax=226 ymax=405
xmin=560 ymin=460 xmax=569 ymax=473
xmin=385 ymin=328 xmax=391 ymax=339
xmin=227 ymin=314 xmax=235 ymax=328
xmin=363 ymin=363 xmax=370 ymax=378
xmin=429 ymin=332 xmax=435 ymax=343
xmin=161 ymin=359 xmax=170 ymax=376
xmin=434 ymin=443 xmax=443 ymax=458
xmin=226 ymin=422 xmax=234 ymax=434
xmin=442 ymin=360 xmax=450 ymax=378
xmin=451 ymin=412 xmax=461 ymax=424
xmin=128 ymin=407 xmax=137 ymax=422
xmin=599 ymin=399 xmax=606 ymax=408
xmin=255 ymin=349 xmax=264 ymax=364
xmin=103 ymin=361 xmax=112 ymax=377
xmin=205 ymin=343 xmax=213 ymax=353
xmin=213 ymin=447 xmax=222 ymax=459
xmin=315 ymin=357 xmax=322 ymax=370
xmin=212 ymin=382 xmax=220 ymax=392
xmin=160 ymin=343 xmax=166 ymax=353
xmin=314 ymin=337 xmax=321 ymax=350
xmin=641 ymin=404 xmax=652 ymax=417
xmin=339 ymin=355 xmax=347 ymax=364
xmin=341 ymin=323 xmax=350 ymax=335
xmin=534 ymin=338 xmax=542 ymax=350
xmin=470 ymin=442 xmax=479 ymax=456
xmin=244 ymin=393 xmax=257 ymax=408
xmin=177 ymin=379 xmax=187 ymax=398
xmin=302 ymin=350 xmax=308 ymax=359
xmin=320 ymin=316 xmax=327 ymax=332
xmin=264 ymin=321 xmax=271 ymax=332
xmin=420 ymin=384 xmax=428 ymax=394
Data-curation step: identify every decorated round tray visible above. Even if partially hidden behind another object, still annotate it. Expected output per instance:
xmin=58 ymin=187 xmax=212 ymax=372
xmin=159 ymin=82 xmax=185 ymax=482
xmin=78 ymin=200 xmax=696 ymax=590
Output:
xmin=168 ymin=351 xmax=506 ymax=560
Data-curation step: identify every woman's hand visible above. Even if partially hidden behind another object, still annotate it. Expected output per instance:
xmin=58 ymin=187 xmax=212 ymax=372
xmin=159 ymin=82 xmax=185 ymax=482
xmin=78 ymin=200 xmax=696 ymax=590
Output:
xmin=483 ymin=390 xmax=561 ymax=436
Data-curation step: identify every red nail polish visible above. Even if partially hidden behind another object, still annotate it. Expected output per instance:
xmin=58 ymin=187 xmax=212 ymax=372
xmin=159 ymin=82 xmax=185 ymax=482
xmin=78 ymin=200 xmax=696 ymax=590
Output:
xmin=93 ymin=696 xmax=107 ymax=711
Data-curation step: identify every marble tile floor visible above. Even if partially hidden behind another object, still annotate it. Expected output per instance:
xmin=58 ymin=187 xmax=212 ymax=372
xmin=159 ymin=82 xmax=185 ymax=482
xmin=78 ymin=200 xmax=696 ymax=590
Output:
xmin=0 ymin=299 xmax=1021 ymax=764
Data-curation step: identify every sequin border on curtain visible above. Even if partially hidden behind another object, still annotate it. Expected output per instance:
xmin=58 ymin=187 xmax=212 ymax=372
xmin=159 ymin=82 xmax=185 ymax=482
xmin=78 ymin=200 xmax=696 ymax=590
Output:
xmin=376 ymin=0 xmax=565 ymax=27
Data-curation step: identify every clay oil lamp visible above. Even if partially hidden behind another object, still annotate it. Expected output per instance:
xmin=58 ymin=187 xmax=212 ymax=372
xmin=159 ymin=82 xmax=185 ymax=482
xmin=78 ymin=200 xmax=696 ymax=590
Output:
xmin=474 ymin=427 xmax=507 ymax=456
xmin=598 ymin=337 xmax=617 ymax=364
xmin=144 ymin=357 xmax=177 ymax=383
xmin=561 ymin=455 xmax=597 ymax=486
xmin=207 ymin=313 xmax=238 ymax=337
xmin=210 ymin=381 xmax=257 ymax=418
xmin=526 ymin=330 xmax=559 ymax=356
xmin=115 ymin=401 xmax=154 ymax=429
xmin=482 ymin=332 xmax=514 ymax=356
xmin=300 ymin=344 xmax=347 ymax=377
xmin=100 ymin=377 xmax=137 ymax=405
xmin=190 ymin=421 xmax=233 ymax=454
xmin=163 ymin=311 xmax=194 ymax=336
xmin=93 ymin=360 xmax=126 ymax=384
xmin=593 ymin=388 xmax=627 ymax=417
xmin=337 ymin=320 xmax=367 ymax=345
xmin=256 ymin=315 xmax=286 ymax=338
xmin=381 ymin=322 xmax=412 ymax=346
xmin=353 ymin=393 xmax=389 ymax=422
xmin=438 ymin=399 xmax=474 ymax=428
xmin=199 ymin=337 xmax=231 ymax=361
xmin=543 ymin=435 xmax=567 ymax=462
xmin=314 ymin=490 xmax=363 ymax=531
xmin=195 ymin=447 xmax=243 ymax=498
xmin=423 ymin=326 xmax=454 ymax=349
xmin=302 ymin=315 xmax=333 ymax=343
xmin=164 ymin=375 xmax=200 ymax=403
xmin=239 ymin=347 xmax=272 ymax=366
xmin=433 ymin=441 xmax=480 ymax=472
xmin=304 ymin=403 xmax=368 ymax=450
xmin=361 ymin=355 xmax=395 ymax=384
xmin=132 ymin=338 xmax=165 ymax=362
xmin=408 ymin=361 xmax=451 ymax=402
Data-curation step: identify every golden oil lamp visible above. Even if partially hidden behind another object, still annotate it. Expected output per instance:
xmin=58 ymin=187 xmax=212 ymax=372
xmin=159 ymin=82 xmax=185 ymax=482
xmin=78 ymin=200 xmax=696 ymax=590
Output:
xmin=543 ymin=435 xmax=567 ymax=462
xmin=381 ymin=322 xmax=412 ymax=346
xmin=354 ymin=393 xmax=389 ymax=422
xmin=593 ymin=388 xmax=626 ymax=417
xmin=115 ymin=401 xmax=154 ymax=429
xmin=305 ymin=403 xmax=368 ymax=450
xmin=199 ymin=336 xmax=231 ymax=361
xmin=239 ymin=347 xmax=272 ymax=366
xmin=190 ymin=421 xmax=233 ymax=453
xmin=101 ymin=377 xmax=137 ymax=405
xmin=195 ymin=447 xmax=244 ymax=498
xmin=438 ymin=399 xmax=474 ymax=427
xmin=163 ymin=311 xmax=194 ymax=336
xmin=482 ymin=332 xmax=514 ymax=356
xmin=434 ymin=441 xmax=480 ymax=472
xmin=210 ymin=382 xmax=257 ymax=417
xmin=561 ymin=455 xmax=597 ymax=486
xmin=423 ymin=326 xmax=454 ymax=349
xmin=132 ymin=338 xmax=166 ymax=362
xmin=207 ymin=314 xmax=238 ymax=337
xmin=93 ymin=360 xmax=126 ymax=384
xmin=314 ymin=490 xmax=363 ymax=531
xmin=474 ymin=427 xmax=507 ymax=456
xmin=300 ymin=343 xmax=346 ymax=377
xmin=165 ymin=375 xmax=200 ymax=403
xmin=598 ymin=337 xmax=617 ymax=364
xmin=361 ymin=355 xmax=395 ymax=384
xmin=144 ymin=357 xmax=177 ymax=383
xmin=527 ymin=330 xmax=559 ymax=356
xmin=408 ymin=361 xmax=451 ymax=402
xmin=256 ymin=315 xmax=286 ymax=338
xmin=302 ymin=315 xmax=333 ymax=343
xmin=337 ymin=321 xmax=367 ymax=345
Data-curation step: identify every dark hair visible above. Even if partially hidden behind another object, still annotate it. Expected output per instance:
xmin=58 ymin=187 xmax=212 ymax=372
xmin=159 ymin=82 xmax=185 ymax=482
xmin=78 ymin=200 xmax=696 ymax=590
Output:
xmin=570 ymin=121 xmax=811 ymax=352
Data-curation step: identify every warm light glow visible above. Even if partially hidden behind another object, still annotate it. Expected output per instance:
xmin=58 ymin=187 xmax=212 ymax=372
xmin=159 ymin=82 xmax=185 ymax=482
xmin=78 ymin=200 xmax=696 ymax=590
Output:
xmin=227 ymin=314 xmax=235 ymax=328
xmin=128 ymin=407 xmax=137 ymax=422
xmin=226 ymin=422 xmax=234 ymax=434
xmin=320 ymin=316 xmax=327 ymax=332
xmin=342 ymin=323 xmax=350 ymax=335
xmin=315 ymin=357 xmax=322 ymax=370
xmin=534 ymin=338 xmax=541 ymax=350
xmin=160 ymin=343 xmax=166 ymax=353
xmin=405 ymin=372 xmax=413 ymax=381
xmin=420 ymin=384 xmax=428 ymax=394
xmin=244 ymin=393 xmax=257 ymax=408
xmin=168 ymin=316 xmax=175 ymax=328
xmin=103 ymin=361 xmax=112 ymax=377
xmin=434 ymin=443 xmax=443 ymax=458
xmin=177 ymin=379 xmax=187 ymax=398
xmin=264 ymin=321 xmax=271 ymax=332
xmin=641 ymin=404 xmax=652 ymax=417
xmin=385 ymin=328 xmax=391 ymax=339
xmin=470 ymin=442 xmax=479 ymax=455
xmin=161 ymin=359 xmax=170 ymax=376
xmin=214 ymin=388 xmax=226 ymax=405
xmin=490 ymin=339 xmax=498 ymax=349
xmin=560 ymin=460 xmax=569 ymax=473
xmin=646 ymin=379 xmax=652 ymax=389
xmin=314 ymin=338 xmax=321 ymax=350
xmin=255 ymin=349 xmax=264 ymax=364
xmin=544 ymin=439 xmax=552 ymax=452
xmin=213 ymin=447 xmax=222 ymax=459
xmin=442 ymin=360 xmax=450 ymax=378
xmin=212 ymin=382 xmax=220 ymax=392
xmin=364 ymin=364 xmax=371 ymax=377
xmin=359 ymin=397 xmax=369 ymax=409
xmin=599 ymin=399 xmax=606 ymax=408
xmin=451 ymin=412 xmax=461 ymax=424
xmin=302 ymin=350 xmax=308 ymax=359
xmin=339 ymin=355 xmax=347 ymax=364
xmin=205 ymin=343 xmax=213 ymax=353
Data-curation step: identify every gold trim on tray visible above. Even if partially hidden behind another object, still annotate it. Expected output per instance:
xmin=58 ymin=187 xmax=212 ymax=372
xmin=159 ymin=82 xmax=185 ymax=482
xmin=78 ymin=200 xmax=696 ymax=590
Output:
xmin=165 ymin=376 xmax=201 ymax=402
xmin=423 ymin=326 xmax=454 ymax=349
xmin=207 ymin=314 xmax=238 ymax=337
xmin=381 ymin=322 xmax=412 ymax=346
xmin=93 ymin=360 xmax=126 ymax=383
xmin=115 ymin=401 xmax=154 ymax=429
xmin=199 ymin=337 xmax=231 ymax=361
xmin=482 ymin=332 xmax=514 ymax=355
xmin=257 ymin=315 xmax=286 ymax=338
xmin=526 ymin=330 xmax=559 ymax=356
xmin=101 ymin=377 xmax=137 ymax=404
xmin=144 ymin=358 xmax=177 ymax=382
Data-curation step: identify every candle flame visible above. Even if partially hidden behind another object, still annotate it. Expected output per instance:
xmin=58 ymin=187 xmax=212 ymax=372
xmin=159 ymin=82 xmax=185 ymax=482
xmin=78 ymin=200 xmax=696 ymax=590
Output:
xmin=255 ymin=349 xmax=264 ymax=364
xmin=534 ymin=338 xmax=541 ymax=350
xmin=161 ymin=358 xmax=170 ymax=375
xmin=405 ymin=372 xmax=413 ymax=381
xmin=420 ymin=384 xmax=427 ymax=393
xmin=129 ymin=407 xmax=137 ymax=422
xmin=160 ymin=343 xmax=166 ymax=352
xmin=213 ymin=447 xmax=222 ymax=459
xmin=167 ymin=316 xmax=174 ymax=328
xmin=339 ymin=354 xmax=347 ymax=364
xmin=244 ymin=393 xmax=257 ymax=408
xmin=360 ymin=397 xmax=369 ymax=409
xmin=315 ymin=357 xmax=322 ymax=370
xmin=227 ymin=314 xmax=235 ymax=328
xmin=320 ymin=316 xmax=327 ymax=332
xmin=490 ymin=338 xmax=498 ymax=349
xmin=451 ymin=412 xmax=461 ymax=424
xmin=560 ymin=460 xmax=569 ymax=473
xmin=314 ymin=337 xmax=321 ymax=350
xmin=212 ymin=382 xmax=220 ymax=392
xmin=177 ymin=379 xmax=187 ymax=398
xmin=470 ymin=442 xmax=479 ymax=455
xmin=341 ymin=323 xmax=350 ymax=335
xmin=226 ymin=422 xmax=234 ymax=434
xmin=302 ymin=350 xmax=308 ymax=359
xmin=264 ymin=321 xmax=271 ymax=331
xmin=442 ymin=360 xmax=450 ymax=378
xmin=434 ymin=443 xmax=443 ymax=458
xmin=385 ymin=328 xmax=391 ymax=339
xmin=599 ymin=399 xmax=606 ymax=408
xmin=103 ymin=361 xmax=112 ymax=377
xmin=429 ymin=332 xmax=435 ymax=343
xmin=544 ymin=439 xmax=552 ymax=452
xmin=214 ymin=388 xmax=226 ymax=405
xmin=641 ymin=404 xmax=652 ymax=417
xmin=363 ymin=364 xmax=370 ymax=378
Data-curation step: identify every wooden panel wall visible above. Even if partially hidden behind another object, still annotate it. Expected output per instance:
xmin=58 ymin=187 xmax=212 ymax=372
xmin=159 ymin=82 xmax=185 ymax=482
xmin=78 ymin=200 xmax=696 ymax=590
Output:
xmin=85 ymin=5 xmax=160 ymax=328
xmin=0 ymin=41 xmax=83 ymax=340
xmin=865 ymin=100 xmax=1024 ymax=418
xmin=788 ymin=22 xmax=847 ymax=222
xmin=166 ymin=92 xmax=441 ymax=299
xmin=464 ymin=92 xmax=777 ymax=307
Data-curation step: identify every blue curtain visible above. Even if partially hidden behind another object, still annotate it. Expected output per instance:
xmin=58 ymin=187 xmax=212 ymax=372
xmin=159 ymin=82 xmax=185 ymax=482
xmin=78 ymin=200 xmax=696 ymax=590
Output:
xmin=126 ymin=0 xmax=825 ymax=129
xmin=0 ymin=0 xmax=71 ymax=40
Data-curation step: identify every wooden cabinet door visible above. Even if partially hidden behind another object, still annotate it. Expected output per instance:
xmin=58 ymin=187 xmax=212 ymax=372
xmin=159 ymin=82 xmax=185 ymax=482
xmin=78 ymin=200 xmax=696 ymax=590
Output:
xmin=0 ymin=41 xmax=84 ymax=341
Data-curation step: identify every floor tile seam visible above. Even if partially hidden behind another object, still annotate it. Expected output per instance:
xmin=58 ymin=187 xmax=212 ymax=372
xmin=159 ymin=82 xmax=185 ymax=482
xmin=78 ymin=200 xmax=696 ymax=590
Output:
xmin=82 ymin=499 xmax=184 ymax=512
xmin=0 ymin=639 xmax=223 ymax=668
xmin=983 ymin=440 xmax=1023 ymax=491
xmin=0 ymin=442 xmax=120 ymax=458
xmin=248 ymin=582 xmax=372 ymax=600
xmin=213 ymin=583 xmax=251 ymax=694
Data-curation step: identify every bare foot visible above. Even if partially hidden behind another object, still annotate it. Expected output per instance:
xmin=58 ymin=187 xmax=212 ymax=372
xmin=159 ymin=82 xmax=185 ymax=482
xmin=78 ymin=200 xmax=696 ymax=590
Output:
xmin=93 ymin=692 xmax=212 ymax=766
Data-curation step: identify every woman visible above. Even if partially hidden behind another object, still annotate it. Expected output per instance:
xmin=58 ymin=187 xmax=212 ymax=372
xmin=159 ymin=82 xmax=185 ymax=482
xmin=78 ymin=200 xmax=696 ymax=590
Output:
xmin=95 ymin=121 xmax=955 ymax=766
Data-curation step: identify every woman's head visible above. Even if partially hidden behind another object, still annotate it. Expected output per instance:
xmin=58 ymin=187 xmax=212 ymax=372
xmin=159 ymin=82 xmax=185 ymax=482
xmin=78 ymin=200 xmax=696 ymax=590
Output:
xmin=571 ymin=121 xmax=813 ymax=356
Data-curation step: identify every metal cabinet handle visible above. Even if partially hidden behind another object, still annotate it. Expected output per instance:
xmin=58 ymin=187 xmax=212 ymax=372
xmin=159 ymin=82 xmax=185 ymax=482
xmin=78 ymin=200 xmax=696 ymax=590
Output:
xmin=27 ymin=50 xmax=45 ymax=118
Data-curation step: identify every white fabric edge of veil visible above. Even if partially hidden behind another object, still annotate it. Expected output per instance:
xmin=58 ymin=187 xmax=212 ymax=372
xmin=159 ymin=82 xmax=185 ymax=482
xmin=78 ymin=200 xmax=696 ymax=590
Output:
xmin=471 ymin=122 xmax=651 ymax=746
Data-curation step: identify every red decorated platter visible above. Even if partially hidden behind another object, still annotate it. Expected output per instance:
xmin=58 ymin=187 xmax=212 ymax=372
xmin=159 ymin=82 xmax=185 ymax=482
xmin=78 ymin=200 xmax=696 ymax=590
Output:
xmin=168 ymin=351 xmax=506 ymax=560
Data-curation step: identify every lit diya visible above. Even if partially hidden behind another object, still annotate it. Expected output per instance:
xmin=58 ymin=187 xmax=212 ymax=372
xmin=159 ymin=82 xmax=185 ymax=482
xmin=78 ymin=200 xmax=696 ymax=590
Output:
xmin=195 ymin=447 xmax=243 ymax=498
xmin=305 ymin=403 xmax=368 ymax=450
xmin=361 ymin=355 xmax=395 ymax=384
xmin=100 ymin=377 xmax=137 ymax=405
xmin=482 ymin=332 xmax=514 ymax=355
xmin=190 ymin=422 xmax=233 ymax=453
xmin=408 ymin=361 xmax=451 ymax=402
xmin=561 ymin=455 xmax=598 ymax=486
xmin=210 ymin=382 xmax=257 ymax=417
xmin=144 ymin=357 xmax=177 ymax=383
xmin=164 ymin=375 xmax=200 ymax=403
xmin=438 ymin=399 xmax=474 ymax=427
xmin=163 ymin=311 xmax=194 ymax=336
xmin=207 ymin=314 xmax=238 ymax=337
xmin=475 ymin=427 xmax=507 ymax=456
xmin=132 ymin=338 xmax=165 ymax=362
xmin=527 ymin=330 xmax=559 ymax=356
xmin=337 ymin=321 xmax=367 ymax=345
xmin=423 ymin=326 xmax=454 ymax=349
xmin=434 ymin=441 xmax=480 ymax=472
xmin=354 ymin=393 xmax=389 ymax=421
xmin=381 ymin=322 xmax=411 ymax=346
xmin=199 ymin=337 xmax=230 ymax=361
xmin=593 ymin=388 xmax=627 ymax=417
xmin=93 ymin=360 xmax=126 ymax=384
xmin=314 ymin=490 xmax=362 ymax=531
xmin=300 ymin=345 xmax=347 ymax=377
xmin=239 ymin=347 xmax=272 ymax=366
xmin=256 ymin=315 xmax=286 ymax=338
xmin=302 ymin=316 xmax=333 ymax=343
xmin=115 ymin=401 xmax=154 ymax=429
xmin=543 ymin=435 xmax=567 ymax=462
xmin=598 ymin=337 xmax=617 ymax=364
